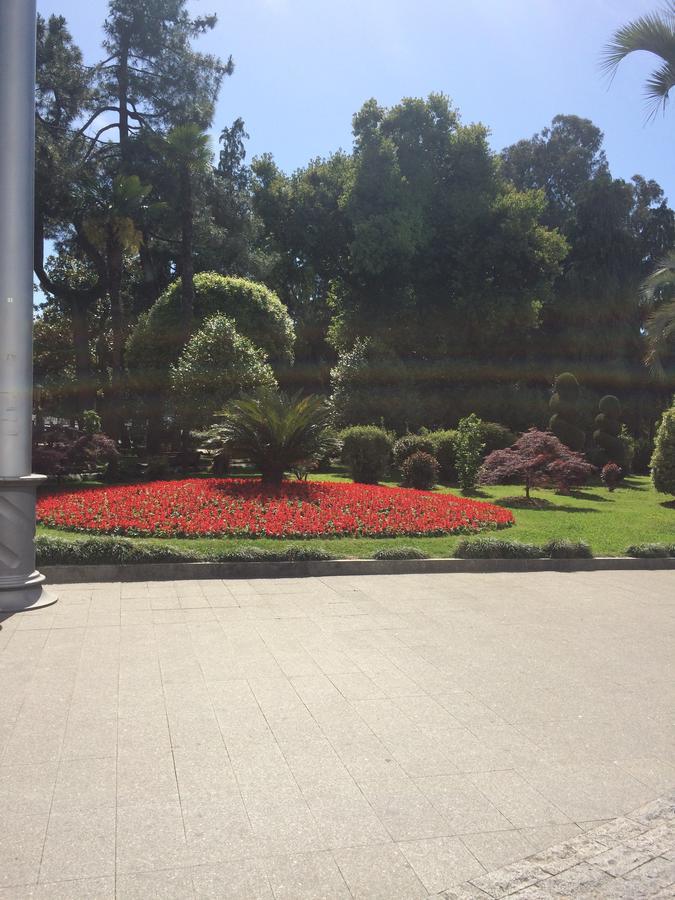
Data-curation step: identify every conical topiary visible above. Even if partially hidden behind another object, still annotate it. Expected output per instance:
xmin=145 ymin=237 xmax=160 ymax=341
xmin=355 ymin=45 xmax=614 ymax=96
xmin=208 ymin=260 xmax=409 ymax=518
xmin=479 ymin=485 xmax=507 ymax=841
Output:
xmin=593 ymin=394 xmax=625 ymax=466
xmin=549 ymin=373 xmax=585 ymax=451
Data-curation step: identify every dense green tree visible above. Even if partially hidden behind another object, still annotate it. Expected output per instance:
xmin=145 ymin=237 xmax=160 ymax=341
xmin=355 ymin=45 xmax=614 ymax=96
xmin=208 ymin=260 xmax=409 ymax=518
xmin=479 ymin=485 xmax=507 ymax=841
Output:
xmin=170 ymin=315 xmax=277 ymax=427
xmin=642 ymin=251 xmax=675 ymax=373
xmin=650 ymin=402 xmax=675 ymax=494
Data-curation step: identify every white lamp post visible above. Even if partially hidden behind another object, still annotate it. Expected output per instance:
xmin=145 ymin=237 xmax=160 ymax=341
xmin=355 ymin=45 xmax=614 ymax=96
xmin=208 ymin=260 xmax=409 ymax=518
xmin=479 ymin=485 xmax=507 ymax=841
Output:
xmin=0 ymin=0 xmax=56 ymax=611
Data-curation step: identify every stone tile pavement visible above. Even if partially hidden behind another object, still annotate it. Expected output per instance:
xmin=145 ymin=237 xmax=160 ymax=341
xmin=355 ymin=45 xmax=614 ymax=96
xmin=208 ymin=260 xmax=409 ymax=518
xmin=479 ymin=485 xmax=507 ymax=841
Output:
xmin=0 ymin=570 xmax=672 ymax=898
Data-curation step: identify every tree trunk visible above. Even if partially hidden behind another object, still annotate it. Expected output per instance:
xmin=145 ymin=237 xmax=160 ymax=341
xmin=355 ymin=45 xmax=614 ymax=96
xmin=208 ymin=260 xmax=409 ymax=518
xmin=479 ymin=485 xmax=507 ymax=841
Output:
xmin=180 ymin=163 xmax=194 ymax=337
xmin=71 ymin=295 xmax=97 ymax=415
xmin=105 ymin=229 xmax=125 ymax=442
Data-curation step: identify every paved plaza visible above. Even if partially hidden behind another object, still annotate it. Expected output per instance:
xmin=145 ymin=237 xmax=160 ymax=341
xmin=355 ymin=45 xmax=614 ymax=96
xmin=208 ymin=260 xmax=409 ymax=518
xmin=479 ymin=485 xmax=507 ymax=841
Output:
xmin=0 ymin=570 xmax=673 ymax=898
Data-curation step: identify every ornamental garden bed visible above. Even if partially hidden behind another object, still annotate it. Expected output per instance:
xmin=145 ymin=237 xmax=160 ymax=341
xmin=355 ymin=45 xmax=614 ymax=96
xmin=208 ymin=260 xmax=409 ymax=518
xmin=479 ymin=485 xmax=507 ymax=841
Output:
xmin=36 ymin=478 xmax=513 ymax=539
xmin=35 ymin=474 xmax=673 ymax=559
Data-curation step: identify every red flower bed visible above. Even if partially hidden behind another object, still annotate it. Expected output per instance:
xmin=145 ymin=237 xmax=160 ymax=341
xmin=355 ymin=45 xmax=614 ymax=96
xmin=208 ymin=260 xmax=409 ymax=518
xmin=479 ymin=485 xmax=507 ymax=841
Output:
xmin=37 ymin=479 xmax=514 ymax=539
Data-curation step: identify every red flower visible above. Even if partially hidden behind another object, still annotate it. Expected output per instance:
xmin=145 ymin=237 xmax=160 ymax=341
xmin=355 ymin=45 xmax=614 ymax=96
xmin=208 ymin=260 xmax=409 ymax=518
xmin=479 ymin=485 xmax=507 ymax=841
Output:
xmin=37 ymin=479 xmax=514 ymax=539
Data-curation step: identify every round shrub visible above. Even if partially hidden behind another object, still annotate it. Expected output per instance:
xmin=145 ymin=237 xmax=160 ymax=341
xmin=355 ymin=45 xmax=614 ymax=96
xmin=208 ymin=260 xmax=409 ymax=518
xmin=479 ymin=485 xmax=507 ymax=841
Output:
xmin=549 ymin=372 xmax=585 ymax=452
xmin=601 ymin=462 xmax=622 ymax=492
xmin=400 ymin=451 xmax=440 ymax=490
xmin=650 ymin=405 xmax=675 ymax=496
xmin=392 ymin=434 xmax=435 ymax=469
xmin=429 ymin=430 xmax=457 ymax=482
xmin=340 ymin=425 xmax=393 ymax=483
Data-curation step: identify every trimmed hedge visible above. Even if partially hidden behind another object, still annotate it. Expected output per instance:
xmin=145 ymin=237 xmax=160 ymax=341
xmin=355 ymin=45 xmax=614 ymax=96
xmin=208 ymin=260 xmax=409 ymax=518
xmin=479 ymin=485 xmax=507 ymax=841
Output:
xmin=371 ymin=546 xmax=430 ymax=560
xmin=429 ymin=430 xmax=457 ymax=482
xmin=35 ymin=535 xmax=337 ymax=566
xmin=454 ymin=538 xmax=546 ymax=559
xmin=542 ymin=539 xmax=593 ymax=559
xmin=625 ymin=543 xmax=675 ymax=558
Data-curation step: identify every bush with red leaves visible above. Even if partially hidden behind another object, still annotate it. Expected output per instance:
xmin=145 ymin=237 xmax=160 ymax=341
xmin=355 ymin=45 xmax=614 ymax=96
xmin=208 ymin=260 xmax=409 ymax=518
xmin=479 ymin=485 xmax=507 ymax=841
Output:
xmin=601 ymin=462 xmax=623 ymax=492
xmin=478 ymin=429 xmax=595 ymax=498
xmin=33 ymin=425 xmax=118 ymax=478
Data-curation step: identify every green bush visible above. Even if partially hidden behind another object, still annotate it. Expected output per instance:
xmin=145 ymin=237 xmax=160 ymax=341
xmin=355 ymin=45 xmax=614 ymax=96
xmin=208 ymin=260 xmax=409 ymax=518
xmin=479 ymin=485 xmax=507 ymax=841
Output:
xmin=542 ymin=539 xmax=593 ymax=559
xmin=625 ymin=543 xmax=675 ymax=558
xmin=455 ymin=414 xmax=485 ymax=492
xmin=372 ymin=546 xmax=430 ymax=560
xmin=650 ymin=404 xmax=675 ymax=496
xmin=549 ymin=372 xmax=585 ymax=451
xmin=455 ymin=538 xmax=545 ymax=559
xmin=594 ymin=394 xmax=626 ymax=467
xmin=36 ymin=536 xmax=198 ymax=566
xmin=35 ymin=535 xmax=338 ymax=565
xmin=340 ymin=425 xmax=393 ymax=483
xmin=429 ymin=430 xmax=457 ymax=482
xmin=400 ymin=451 xmax=439 ymax=490
xmin=480 ymin=422 xmax=518 ymax=455
xmin=392 ymin=434 xmax=435 ymax=469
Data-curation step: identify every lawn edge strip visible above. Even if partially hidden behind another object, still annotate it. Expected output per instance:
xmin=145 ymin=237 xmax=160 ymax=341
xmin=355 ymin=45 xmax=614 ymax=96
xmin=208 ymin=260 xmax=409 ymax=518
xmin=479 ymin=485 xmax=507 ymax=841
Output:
xmin=41 ymin=556 xmax=675 ymax=583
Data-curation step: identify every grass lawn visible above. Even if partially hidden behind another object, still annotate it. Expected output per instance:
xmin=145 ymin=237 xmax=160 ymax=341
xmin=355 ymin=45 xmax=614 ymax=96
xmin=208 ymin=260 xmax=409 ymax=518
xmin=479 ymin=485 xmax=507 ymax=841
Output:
xmin=36 ymin=473 xmax=675 ymax=558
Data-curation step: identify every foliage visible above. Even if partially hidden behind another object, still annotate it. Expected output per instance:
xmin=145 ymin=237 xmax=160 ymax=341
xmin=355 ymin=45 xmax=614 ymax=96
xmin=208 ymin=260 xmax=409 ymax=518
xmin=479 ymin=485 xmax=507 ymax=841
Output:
xmin=429 ymin=430 xmax=458 ymax=483
xmin=549 ymin=372 xmax=585 ymax=451
xmin=170 ymin=315 xmax=277 ymax=426
xmin=33 ymin=425 xmax=119 ymax=478
xmin=542 ymin=539 xmax=593 ymax=558
xmin=455 ymin=414 xmax=485 ymax=492
xmin=642 ymin=251 xmax=675 ymax=375
xmin=34 ymin=534 xmax=338 ymax=565
xmin=127 ymin=272 xmax=294 ymax=373
xmin=625 ymin=543 xmax=675 ymax=558
xmin=340 ymin=425 xmax=394 ymax=484
xmin=594 ymin=395 xmax=626 ymax=466
xmin=371 ymin=546 xmax=430 ymax=560
xmin=82 ymin=410 xmax=102 ymax=435
xmin=37 ymin=478 xmax=514 ymax=538
xmin=650 ymin=403 xmax=675 ymax=495
xmin=479 ymin=428 xmax=596 ymax=497
xmin=400 ymin=452 xmax=440 ymax=491
xmin=392 ymin=435 xmax=436 ymax=469
xmin=601 ymin=462 xmax=623 ymax=491
xmin=455 ymin=538 xmax=545 ymax=559
xmin=480 ymin=422 xmax=518 ymax=455
xmin=602 ymin=4 xmax=675 ymax=119
xmin=216 ymin=392 xmax=335 ymax=484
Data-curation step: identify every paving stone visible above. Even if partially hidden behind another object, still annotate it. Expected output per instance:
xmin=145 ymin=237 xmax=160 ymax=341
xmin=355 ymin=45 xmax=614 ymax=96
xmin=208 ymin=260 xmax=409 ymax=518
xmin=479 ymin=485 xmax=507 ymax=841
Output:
xmin=470 ymin=859 xmax=550 ymax=898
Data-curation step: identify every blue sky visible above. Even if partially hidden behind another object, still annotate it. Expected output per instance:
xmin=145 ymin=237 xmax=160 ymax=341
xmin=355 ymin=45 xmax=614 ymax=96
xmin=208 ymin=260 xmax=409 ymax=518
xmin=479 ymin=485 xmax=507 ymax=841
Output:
xmin=37 ymin=0 xmax=673 ymax=202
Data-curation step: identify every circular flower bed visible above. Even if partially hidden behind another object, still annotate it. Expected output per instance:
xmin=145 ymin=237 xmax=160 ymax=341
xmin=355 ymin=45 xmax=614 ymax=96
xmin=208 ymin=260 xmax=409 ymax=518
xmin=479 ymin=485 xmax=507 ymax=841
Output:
xmin=37 ymin=479 xmax=514 ymax=539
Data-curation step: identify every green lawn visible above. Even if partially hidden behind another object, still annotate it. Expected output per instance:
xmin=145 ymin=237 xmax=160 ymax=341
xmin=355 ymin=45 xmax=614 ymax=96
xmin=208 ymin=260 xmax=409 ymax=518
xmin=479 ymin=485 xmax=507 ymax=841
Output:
xmin=36 ymin=473 xmax=675 ymax=558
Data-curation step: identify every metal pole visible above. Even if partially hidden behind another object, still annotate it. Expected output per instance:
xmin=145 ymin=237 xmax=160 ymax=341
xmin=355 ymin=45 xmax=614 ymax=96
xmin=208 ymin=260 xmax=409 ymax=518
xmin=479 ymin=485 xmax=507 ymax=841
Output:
xmin=0 ymin=0 xmax=56 ymax=611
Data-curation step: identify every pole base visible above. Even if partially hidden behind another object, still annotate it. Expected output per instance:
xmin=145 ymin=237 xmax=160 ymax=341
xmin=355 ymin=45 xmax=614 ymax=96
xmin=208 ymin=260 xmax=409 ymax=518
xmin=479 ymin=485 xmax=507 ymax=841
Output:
xmin=0 ymin=583 xmax=57 ymax=613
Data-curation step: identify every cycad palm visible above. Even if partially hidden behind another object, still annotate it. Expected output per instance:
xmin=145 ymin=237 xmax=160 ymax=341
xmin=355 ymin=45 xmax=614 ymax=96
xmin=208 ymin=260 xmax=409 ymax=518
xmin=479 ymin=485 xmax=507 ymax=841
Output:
xmin=602 ymin=3 xmax=675 ymax=119
xmin=218 ymin=392 xmax=336 ymax=484
xmin=642 ymin=252 xmax=675 ymax=374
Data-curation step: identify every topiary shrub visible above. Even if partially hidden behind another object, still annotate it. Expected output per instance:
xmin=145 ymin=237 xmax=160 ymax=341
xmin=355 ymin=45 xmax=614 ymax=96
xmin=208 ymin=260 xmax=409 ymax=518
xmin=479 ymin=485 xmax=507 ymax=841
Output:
xmin=455 ymin=538 xmax=545 ymax=559
xmin=549 ymin=372 xmax=585 ymax=451
xmin=650 ymin=404 xmax=675 ymax=496
xmin=400 ymin=451 xmax=440 ymax=490
xmin=340 ymin=425 xmax=393 ymax=483
xmin=455 ymin=414 xmax=485 ymax=492
xmin=601 ymin=462 xmax=622 ymax=492
xmin=372 ymin=546 xmax=430 ymax=560
xmin=542 ymin=539 xmax=593 ymax=559
xmin=392 ymin=434 xmax=435 ymax=469
xmin=625 ymin=543 xmax=675 ymax=558
xmin=480 ymin=422 xmax=518 ymax=455
xmin=479 ymin=429 xmax=595 ymax=498
xmin=429 ymin=430 xmax=457 ymax=482
xmin=594 ymin=394 xmax=625 ymax=467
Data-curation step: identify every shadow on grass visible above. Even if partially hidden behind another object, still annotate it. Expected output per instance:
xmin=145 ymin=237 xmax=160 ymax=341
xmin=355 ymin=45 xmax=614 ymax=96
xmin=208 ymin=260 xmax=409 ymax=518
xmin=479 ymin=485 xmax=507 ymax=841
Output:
xmin=660 ymin=499 xmax=675 ymax=510
xmin=567 ymin=490 xmax=613 ymax=503
xmin=619 ymin=477 xmax=649 ymax=492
